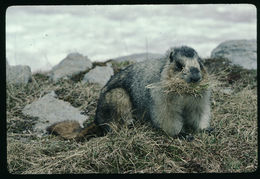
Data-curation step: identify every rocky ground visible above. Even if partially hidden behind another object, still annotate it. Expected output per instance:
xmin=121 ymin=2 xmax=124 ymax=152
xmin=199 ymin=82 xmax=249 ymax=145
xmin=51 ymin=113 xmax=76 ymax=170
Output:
xmin=6 ymin=40 xmax=257 ymax=173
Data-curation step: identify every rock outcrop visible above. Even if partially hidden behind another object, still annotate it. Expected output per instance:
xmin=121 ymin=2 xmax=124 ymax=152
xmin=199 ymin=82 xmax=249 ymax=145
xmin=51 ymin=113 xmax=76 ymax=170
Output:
xmin=211 ymin=39 xmax=257 ymax=70
xmin=112 ymin=52 xmax=163 ymax=63
xmin=22 ymin=91 xmax=87 ymax=136
xmin=49 ymin=53 xmax=92 ymax=82
xmin=6 ymin=60 xmax=32 ymax=85
xmin=82 ymin=64 xmax=114 ymax=87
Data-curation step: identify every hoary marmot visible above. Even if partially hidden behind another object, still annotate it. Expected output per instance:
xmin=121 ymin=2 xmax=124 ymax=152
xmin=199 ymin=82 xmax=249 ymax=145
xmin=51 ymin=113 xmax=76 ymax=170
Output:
xmin=47 ymin=46 xmax=211 ymax=141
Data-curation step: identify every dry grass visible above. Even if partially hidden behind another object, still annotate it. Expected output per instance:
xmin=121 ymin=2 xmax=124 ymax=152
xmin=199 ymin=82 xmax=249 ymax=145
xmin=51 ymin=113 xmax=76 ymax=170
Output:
xmin=6 ymin=59 xmax=257 ymax=173
xmin=146 ymin=70 xmax=210 ymax=97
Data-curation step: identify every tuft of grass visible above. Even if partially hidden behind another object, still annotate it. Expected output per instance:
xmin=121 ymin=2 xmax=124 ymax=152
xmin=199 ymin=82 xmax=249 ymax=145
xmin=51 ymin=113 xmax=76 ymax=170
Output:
xmin=204 ymin=58 xmax=257 ymax=91
xmin=6 ymin=60 xmax=257 ymax=173
xmin=109 ymin=60 xmax=134 ymax=74
xmin=146 ymin=71 xmax=210 ymax=97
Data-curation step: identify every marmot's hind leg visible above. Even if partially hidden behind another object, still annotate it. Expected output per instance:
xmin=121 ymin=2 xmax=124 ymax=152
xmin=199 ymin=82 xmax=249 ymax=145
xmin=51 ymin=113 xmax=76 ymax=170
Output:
xmin=95 ymin=88 xmax=133 ymax=132
xmin=47 ymin=88 xmax=133 ymax=141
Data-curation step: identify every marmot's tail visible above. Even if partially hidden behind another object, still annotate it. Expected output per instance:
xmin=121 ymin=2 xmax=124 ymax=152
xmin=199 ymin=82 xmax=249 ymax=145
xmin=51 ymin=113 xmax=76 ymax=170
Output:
xmin=46 ymin=121 xmax=104 ymax=141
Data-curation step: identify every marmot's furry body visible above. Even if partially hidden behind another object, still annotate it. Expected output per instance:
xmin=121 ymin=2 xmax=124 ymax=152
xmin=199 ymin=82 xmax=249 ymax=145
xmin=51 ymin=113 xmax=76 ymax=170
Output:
xmin=95 ymin=46 xmax=211 ymax=136
xmin=47 ymin=46 xmax=211 ymax=140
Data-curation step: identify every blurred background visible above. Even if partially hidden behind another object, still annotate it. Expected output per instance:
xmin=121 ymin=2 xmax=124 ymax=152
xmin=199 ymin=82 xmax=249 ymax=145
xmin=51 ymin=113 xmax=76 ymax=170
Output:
xmin=6 ymin=4 xmax=256 ymax=72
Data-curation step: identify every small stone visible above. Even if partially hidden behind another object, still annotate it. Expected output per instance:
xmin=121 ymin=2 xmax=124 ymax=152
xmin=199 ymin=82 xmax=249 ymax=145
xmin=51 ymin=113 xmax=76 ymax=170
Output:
xmin=6 ymin=61 xmax=32 ymax=85
xmin=22 ymin=91 xmax=87 ymax=136
xmin=82 ymin=64 xmax=114 ymax=87
xmin=49 ymin=52 xmax=92 ymax=82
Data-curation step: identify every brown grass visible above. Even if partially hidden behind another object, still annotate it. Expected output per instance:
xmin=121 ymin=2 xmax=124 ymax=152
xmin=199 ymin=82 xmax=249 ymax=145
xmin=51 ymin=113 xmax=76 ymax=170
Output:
xmin=6 ymin=60 xmax=257 ymax=173
xmin=146 ymin=70 xmax=210 ymax=97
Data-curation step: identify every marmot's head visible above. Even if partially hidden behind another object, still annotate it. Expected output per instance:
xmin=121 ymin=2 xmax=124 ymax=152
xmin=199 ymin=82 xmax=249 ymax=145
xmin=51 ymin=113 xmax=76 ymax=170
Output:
xmin=168 ymin=46 xmax=205 ymax=83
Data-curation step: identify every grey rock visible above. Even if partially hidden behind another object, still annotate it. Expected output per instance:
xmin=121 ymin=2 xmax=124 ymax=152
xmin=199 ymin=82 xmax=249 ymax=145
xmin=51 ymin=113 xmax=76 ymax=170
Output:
xmin=22 ymin=91 xmax=87 ymax=136
xmin=49 ymin=52 xmax=92 ymax=81
xmin=211 ymin=39 xmax=257 ymax=69
xmin=6 ymin=61 xmax=32 ymax=84
xmin=82 ymin=64 xmax=114 ymax=87
xmin=113 ymin=52 xmax=164 ymax=63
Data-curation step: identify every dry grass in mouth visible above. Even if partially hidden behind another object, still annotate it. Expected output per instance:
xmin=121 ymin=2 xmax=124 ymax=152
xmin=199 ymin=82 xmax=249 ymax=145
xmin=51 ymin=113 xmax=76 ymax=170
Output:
xmin=146 ymin=71 xmax=210 ymax=97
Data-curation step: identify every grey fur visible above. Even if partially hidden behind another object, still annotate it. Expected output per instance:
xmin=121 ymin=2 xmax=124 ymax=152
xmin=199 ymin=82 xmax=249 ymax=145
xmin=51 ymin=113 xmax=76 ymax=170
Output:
xmin=94 ymin=46 xmax=211 ymax=136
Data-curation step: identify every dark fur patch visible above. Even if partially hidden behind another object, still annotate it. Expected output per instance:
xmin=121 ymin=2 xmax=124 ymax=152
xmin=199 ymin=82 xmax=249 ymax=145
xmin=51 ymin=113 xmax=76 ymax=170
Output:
xmin=174 ymin=46 xmax=197 ymax=58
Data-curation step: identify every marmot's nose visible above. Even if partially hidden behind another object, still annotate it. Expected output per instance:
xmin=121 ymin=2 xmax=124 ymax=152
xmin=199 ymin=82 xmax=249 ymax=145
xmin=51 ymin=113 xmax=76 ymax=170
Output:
xmin=190 ymin=67 xmax=201 ymax=83
xmin=190 ymin=67 xmax=199 ymax=74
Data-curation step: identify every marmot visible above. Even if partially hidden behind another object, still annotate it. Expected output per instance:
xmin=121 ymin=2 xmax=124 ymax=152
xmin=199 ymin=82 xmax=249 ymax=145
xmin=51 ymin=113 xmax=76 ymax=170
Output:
xmin=47 ymin=46 xmax=211 ymax=141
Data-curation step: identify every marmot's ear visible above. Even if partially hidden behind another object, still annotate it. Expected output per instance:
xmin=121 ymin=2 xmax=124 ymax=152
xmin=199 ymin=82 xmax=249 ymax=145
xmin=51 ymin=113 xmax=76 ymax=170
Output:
xmin=169 ymin=51 xmax=175 ymax=62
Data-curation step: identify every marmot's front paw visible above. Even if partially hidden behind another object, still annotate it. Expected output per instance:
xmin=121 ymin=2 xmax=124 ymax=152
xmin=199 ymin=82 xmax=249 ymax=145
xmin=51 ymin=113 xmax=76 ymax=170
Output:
xmin=204 ymin=127 xmax=214 ymax=135
xmin=177 ymin=132 xmax=194 ymax=142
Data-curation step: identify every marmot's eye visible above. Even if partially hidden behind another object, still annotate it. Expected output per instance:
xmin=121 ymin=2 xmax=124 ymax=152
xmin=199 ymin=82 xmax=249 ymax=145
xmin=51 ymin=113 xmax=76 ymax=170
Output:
xmin=175 ymin=61 xmax=183 ymax=70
